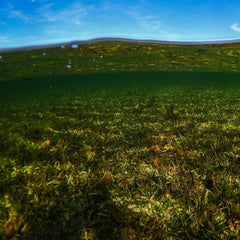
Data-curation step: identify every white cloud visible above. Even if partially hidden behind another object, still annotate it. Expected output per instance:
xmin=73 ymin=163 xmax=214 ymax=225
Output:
xmin=100 ymin=1 xmax=121 ymax=11
xmin=6 ymin=2 xmax=14 ymax=9
xmin=36 ymin=2 xmax=89 ymax=24
xmin=4 ymin=1 xmax=90 ymax=25
xmin=36 ymin=3 xmax=55 ymax=13
xmin=0 ymin=36 xmax=9 ymax=42
xmin=231 ymin=23 xmax=240 ymax=32
xmin=139 ymin=18 xmax=162 ymax=31
xmin=8 ymin=10 xmax=30 ymax=22
xmin=3 ymin=2 xmax=30 ymax=22
xmin=127 ymin=9 xmax=162 ymax=31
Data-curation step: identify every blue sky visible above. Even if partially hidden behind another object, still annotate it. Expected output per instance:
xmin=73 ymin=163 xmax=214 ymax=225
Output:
xmin=1 ymin=0 xmax=240 ymax=48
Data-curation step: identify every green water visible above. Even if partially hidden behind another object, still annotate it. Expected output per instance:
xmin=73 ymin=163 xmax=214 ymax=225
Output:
xmin=1 ymin=42 xmax=240 ymax=239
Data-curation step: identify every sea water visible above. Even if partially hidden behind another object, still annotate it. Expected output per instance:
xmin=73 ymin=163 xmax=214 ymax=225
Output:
xmin=1 ymin=40 xmax=240 ymax=239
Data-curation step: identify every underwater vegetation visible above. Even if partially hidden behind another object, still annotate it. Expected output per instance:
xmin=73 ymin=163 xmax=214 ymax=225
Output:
xmin=0 ymin=41 xmax=240 ymax=239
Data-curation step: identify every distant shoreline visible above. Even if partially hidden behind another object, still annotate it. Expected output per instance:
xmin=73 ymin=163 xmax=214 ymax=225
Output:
xmin=1 ymin=37 xmax=240 ymax=53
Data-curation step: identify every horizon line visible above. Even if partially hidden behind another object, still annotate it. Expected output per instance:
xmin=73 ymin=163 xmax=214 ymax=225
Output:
xmin=1 ymin=37 xmax=240 ymax=53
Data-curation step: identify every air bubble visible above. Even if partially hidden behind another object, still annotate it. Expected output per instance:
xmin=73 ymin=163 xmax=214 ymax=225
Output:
xmin=42 ymin=52 xmax=46 ymax=56
xmin=0 ymin=56 xmax=2 ymax=60
xmin=100 ymin=55 xmax=103 ymax=58
xmin=71 ymin=44 xmax=78 ymax=48
xmin=66 ymin=64 xmax=71 ymax=68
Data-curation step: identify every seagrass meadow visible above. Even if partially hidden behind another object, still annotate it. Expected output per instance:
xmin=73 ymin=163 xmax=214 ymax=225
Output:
xmin=0 ymin=40 xmax=240 ymax=239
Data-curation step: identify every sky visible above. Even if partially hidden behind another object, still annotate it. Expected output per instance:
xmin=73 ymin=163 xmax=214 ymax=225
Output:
xmin=1 ymin=0 xmax=240 ymax=48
